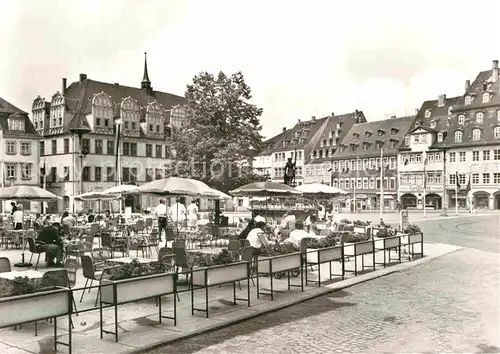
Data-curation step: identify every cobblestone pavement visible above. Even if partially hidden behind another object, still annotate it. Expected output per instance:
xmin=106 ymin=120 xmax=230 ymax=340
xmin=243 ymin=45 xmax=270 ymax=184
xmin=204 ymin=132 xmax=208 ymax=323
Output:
xmin=146 ymin=247 xmax=500 ymax=354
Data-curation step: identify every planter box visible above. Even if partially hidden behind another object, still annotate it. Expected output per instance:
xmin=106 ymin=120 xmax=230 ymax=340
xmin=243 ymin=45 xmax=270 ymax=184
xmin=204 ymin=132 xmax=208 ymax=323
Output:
xmin=0 ymin=288 xmax=71 ymax=328
xmin=353 ymin=226 xmax=366 ymax=234
xmin=258 ymin=252 xmax=301 ymax=274
xmin=100 ymin=272 xmax=175 ymax=305
xmin=399 ymin=233 xmax=423 ymax=245
xmin=192 ymin=262 xmax=248 ymax=287
xmin=306 ymin=245 xmax=343 ymax=264
xmin=374 ymin=236 xmax=400 ymax=250
xmin=344 ymin=240 xmax=374 ymax=256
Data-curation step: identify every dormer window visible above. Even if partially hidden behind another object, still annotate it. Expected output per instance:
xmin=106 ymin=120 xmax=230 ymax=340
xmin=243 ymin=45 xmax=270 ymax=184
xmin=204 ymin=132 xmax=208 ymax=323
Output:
xmin=448 ymin=106 xmax=453 ymax=115
xmin=454 ymin=130 xmax=463 ymax=142
xmin=497 ymin=110 xmax=500 ymax=122
xmin=378 ymin=129 xmax=385 ymax=136
xmin=8 ymin=118 xmax=25 ymax=131
xmin=353 ymin=133 xmax=359 ymax=139
xmin=465 ymin=96 xmax=472 ymax=105
xmin=472 ymin=128 xmax=481 ymax=141
xmin=458 ymin=114 xmax=465 ymax=125
xmin=430 ymin=120 xmax=436 ymax=129
xmin=391 ymin=128 xmax=398 ymax=135
xmin=146 ymin=102 xmax=164 ymax=133
xmin=363 ymin=142 xmax=369 ymax=150
xmin=365 ymin=131 xmax=372 ymax=138
xmin=404 ymin=136 xmax=410 ymax=145
xmin=336 ymin=122 xmax=341 ymax=129
xmin=50 ymin=93 xmax=65 ymax=128
xmin=295 ymin=131 xmax=300 ymax=138
xmin=424 ymin=109 xmax=431 ymax=118
xmin=482 ymin=92 xmax=490 ymax=103
xmin=437 ymin=132 xmax=443 ymax=142
xmin=389 ymin=140 xmax=397 ymax=148
xmin=375 ymin=141 xmax=383 ymax=150
xmin=476 ymin=112 xmax=484 ymax=123
xmin=121 ymin=97 xmax=140 ymax=131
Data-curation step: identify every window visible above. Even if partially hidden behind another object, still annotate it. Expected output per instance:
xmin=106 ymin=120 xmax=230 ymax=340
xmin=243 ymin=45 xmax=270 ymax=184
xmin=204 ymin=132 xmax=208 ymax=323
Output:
xmin=476 ymin=112 xmax=484 ymax=123
xmin=6 ymin=164 xmax=16 ymax=179
xmin=389 ymin=178 xmax=396 ymax=189
xmin=131 ymin=167 xmax=138 ymax=182
xmin=497 ymin=110 xmax=500 ymax=122
xmin=425 ymin=109 xmax=431 ymax=118
xmin=6 ymin=141 xmax=16 ymax=155
xmin=421 ymin=134 xmax=427 ymax=143
xmin=155 ymin=145 xmax=162 ymax=158
xmin=449 ymin=152 xmax=456 ymax=163
xmin=416 ymin=153 xmax=422 ymax=163
xmin=482 ymin=93 xmax=490 ymax=103
xmin=465 ymin=96 xmax=472 ymax=105
xmin=472 ymin=151 xmax=479 ymax=161
xmin=95 ymin=167 xmax=101 ymax=181
xmin=413 ymin=135 xmax=420 ymax=143
xmin=21 ymin=164 xmax=31 ymax=180
xmin=494 ymin=127 xmax=500 ymax=138
xmin=428 ymin=152 xmax=435 ymax=162
xmin=483 ymin=150 xmax=490 ymax=160
xmin=122 ymin=168 xmax=130 ymax=182
xmin=494 ymin=173 xmax=500 ymax=184
xmin=95 ymin=140 xmax=103 ymax=154
xmin=430 ymin=120 xmax=436 ymax=129
xmin=82 ymin=139 xmax=90 ymax=154
xmin=63 ymin=138 xmax=69 ymax=154
xmin=472 ymin=129 xmax=481 ymax=141
xmin=8 ymin=118 xmax=25 ymax=131
xmin=458 ymin=173 xmax=466 ymax=185
xmin=405 ymin=136 xmax=410 ymax=145
xmin=389 ymin=157 xmax=396 ymax=169
xmin=50 ymin=93 xmax=65 ymax=127
xmin=458 ymin=115 xmax=465 ymax=125
xmin=146 ymin=144 xmax=153 ymax=157
xmin=146 ymin=168 xmax=153 ymax=182
xmin=362 ymin=178 xmax=368 ymax=189
xmin=106 ymin=167 xmax=115 ymax=182
xmin=82 ymin=167 xmax=90 ymax=182
xmin=449 ymin=173 xmax=456 ymax=185
xmin=459 ymin=152 xmax=466 ymax=162
xmin=472 ymin=173 xmax=479 ymax=184
xmin=483 ymin=173 xmax=490 ymax=184
xmin=107 ymin=141 xmax=114 ymax=155
xmin=435 ymin=152 xmax=441 ymax=162
xmin=20 ymin=142 xmax=30 ymax=155
xmin=40 ymin=141 xmax=45 ymax=156
xmin=494 ymin=149 xmax=500 ymax=160
xmin=63 ymin=167 xmax=69 ymax=181
xmin=155 ymin=169 xmax=162 ymax=180
xmin=454 ymin=131 xmax=463 ymax=142
xmin=51 ymin=140 xmax=57 ymax=154
xmin=130 ymin=143 xmax=137 ymax=156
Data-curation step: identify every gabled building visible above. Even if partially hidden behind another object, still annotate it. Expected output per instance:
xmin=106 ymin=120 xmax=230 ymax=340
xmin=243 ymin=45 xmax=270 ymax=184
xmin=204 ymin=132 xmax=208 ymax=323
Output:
xmin=0 ymin=97 xmax=41 ymax=213
xmin=443 ymin=60 xmax=500 ymax=210
xmin=398 ymin=95 xmax=460 ymax=209
xmin=252 ymin=130 xmax=288 ymax=179
xmin=269 ymin=116 xmax=329 ymax=186
xmin=332 ymin=115 xmax=416 ymax=211
xmin=304 ymin=110 xmax=366 ymax=184
xmin=32 ymin=54 xmax=186 ymax=212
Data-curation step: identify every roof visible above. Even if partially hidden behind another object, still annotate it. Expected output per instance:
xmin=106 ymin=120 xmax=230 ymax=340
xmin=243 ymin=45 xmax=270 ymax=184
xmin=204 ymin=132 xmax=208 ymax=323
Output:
xmin=35 ymin=76 xmax=185 ymax=138
xmin=307 ymin=110 xmax=367 ymax=164
xmin=258 ymin=130 xmax=289 ymax=155
xmin=0 ymin=97 xmax=38 ymax=138
xmin=406 ymin=95 xmax=461 ymax=149
xmin=333 ymin=115 xmax=416 ymax=159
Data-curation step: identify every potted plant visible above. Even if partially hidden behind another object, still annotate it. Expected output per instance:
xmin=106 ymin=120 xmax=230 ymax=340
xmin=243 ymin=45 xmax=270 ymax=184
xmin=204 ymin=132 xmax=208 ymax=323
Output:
xmin=191 ymin=249 xmax=249 ymax=286
xmin=100 ymin=259 xmax=175 ymax=305
xmin=305 ymin=236 xmax=342 ymax=264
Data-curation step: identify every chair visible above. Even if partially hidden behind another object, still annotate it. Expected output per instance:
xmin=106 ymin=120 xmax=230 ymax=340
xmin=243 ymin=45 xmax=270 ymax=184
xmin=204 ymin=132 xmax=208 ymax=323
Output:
xmin=63 ymin=259 xmax=79 ymax=314
xmin=27 ymin=238 xmax=46 ymax=270
xmin=165 ymin=227 xmax=176 ymax=242
xmin=101 ymin=232 xmax=126 ymax=258
xmin=135 ymin=220 xmax=146 ymax=235
xmin=240 ymin=247 xmax=255 ymax=287
xmin=145 ymin=218 xmax=153 ymax=231
xmin=137 ymin=231 xmax=160 ymax=257
xmin=300 ymin=238 xmax=314 ymax=272
xmin=158 ymin=247 xmax=173 ymax=261
xmin=0 ymin=257 xmax=11 ymax=272
xmin=228 ymin=239 xmax=241 ymax=260
xmin=80 ymin=255 xmax=107 ymax=306
xmin=41 ymin=269 xmax=76 ymax=328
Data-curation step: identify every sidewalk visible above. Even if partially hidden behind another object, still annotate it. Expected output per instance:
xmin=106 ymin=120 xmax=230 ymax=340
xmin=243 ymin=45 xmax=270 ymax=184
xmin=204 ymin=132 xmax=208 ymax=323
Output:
xmin=0 ymin=242 xmax=461 ymax=354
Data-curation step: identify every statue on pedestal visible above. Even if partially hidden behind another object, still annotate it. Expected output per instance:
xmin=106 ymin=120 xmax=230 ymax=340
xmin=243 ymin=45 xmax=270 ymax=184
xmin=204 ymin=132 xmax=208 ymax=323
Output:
xmin=284 ymin=157 xmax=296 ymax=186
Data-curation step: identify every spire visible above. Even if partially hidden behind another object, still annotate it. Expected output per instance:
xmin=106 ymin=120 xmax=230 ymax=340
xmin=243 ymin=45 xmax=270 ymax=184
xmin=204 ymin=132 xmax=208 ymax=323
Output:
xmin=141 ymin=52 xmax=152 ymax=92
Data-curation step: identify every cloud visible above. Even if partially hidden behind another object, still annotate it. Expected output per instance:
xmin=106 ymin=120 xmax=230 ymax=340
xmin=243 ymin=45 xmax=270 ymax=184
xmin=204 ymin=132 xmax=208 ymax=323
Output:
xmin=1 ymin=0 xmax=499 ymax=140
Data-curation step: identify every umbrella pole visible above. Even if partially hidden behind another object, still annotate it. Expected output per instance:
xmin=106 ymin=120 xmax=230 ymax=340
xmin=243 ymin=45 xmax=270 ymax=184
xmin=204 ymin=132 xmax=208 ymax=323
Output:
xmin=15 ymin=206 xmax=32 ymax=267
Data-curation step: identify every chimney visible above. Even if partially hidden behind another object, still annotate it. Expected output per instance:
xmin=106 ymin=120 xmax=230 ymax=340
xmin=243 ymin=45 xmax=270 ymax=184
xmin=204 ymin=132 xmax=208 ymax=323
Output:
xmin=62 ymin=78 xmax=67 ymax=94
xmin=114 ymin=83 xmax=119 ymax=86
xmin=415 ymin=108 xmax=419 ymax=115
xmin=331 ymin=112 xmax=335 ymax=117
xmin=282 ymin=127 xmax=286 ymax=132
xmin=79 ymin=73 xmax=87 ymax=82
xmin=493 ymin=60 xmax=499 ymax=82
xmin=311 ymin=116 xmax=316 ymax=121
xmin=438 ymin=94 xmax=446 ymax=107
xmin=391 ymin=115 xmax=396 ymax=119
xmin=298 ymin=119 xmax=301 ymax=123
xmin=465 ymin=80 xmax=470 ymax=91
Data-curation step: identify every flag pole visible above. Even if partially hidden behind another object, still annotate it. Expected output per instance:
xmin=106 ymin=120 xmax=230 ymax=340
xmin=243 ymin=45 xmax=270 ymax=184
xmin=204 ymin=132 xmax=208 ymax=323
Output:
xmin=455 ymin=172 xmax=458 ymax=215
xmin=354 ymin=158 xmax=357 ymax=213
xmin=423 ymin=151 xmax=426 ymax=218
xmin=379 ymin=148 xmax=384 ymax=220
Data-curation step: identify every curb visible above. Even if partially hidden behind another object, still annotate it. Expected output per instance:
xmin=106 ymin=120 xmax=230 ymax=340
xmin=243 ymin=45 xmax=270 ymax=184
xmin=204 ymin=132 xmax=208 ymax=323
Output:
xmin=123 ymin=246 xmax=462 ymax=354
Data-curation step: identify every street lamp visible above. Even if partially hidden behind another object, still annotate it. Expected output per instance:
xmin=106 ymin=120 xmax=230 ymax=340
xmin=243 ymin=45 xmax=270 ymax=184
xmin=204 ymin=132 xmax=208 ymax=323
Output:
xmin=69 ymin=125 xmax=91 ymax=197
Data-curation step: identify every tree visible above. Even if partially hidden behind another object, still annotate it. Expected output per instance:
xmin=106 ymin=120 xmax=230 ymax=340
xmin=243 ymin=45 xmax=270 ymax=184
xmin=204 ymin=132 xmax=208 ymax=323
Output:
xmin=170 ymin=71 xmax=265 ymax=192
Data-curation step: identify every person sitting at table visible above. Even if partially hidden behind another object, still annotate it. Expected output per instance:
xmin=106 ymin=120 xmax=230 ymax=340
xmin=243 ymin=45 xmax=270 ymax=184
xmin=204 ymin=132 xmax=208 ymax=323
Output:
xmin=246 ymin=221 xmax=271 ymax=255
xmin=12 ymin=204 xmax=24 ymax=230
xmin=104 ymin=209 xmax=112 ymax=220
xmin=87 ymin=210 xmax=95 ymax=223
xmin=61 ymin=211 xmax=76 ymax=228
xmin=36 ymin=222 xmax=63 ymax=267
xmin=283 ymin=222 xmax=310 ymax=249
xmin=238 ymin=211 xmax=261 ymax=240
xmin=33 ymin=213 xmax=43 ymax=228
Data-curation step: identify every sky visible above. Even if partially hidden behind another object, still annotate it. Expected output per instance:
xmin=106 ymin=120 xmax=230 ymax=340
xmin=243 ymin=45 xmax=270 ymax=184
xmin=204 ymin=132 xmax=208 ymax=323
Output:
xmin=1 ymin=0 xmax=499 ymax=139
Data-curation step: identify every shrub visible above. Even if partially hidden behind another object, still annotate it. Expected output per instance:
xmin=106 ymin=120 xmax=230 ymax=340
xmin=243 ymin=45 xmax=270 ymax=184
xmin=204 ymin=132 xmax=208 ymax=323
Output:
xmin=405 ymin=224 xmax=421 ymax=234
xmin=308 ymin=236 xmax=337 ymax=249
xmin=345 ymin=232 xmax=370 ymax=243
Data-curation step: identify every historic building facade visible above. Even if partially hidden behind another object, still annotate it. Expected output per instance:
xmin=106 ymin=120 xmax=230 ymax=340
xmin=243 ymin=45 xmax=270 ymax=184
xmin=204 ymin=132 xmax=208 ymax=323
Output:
xmin=398 ymin=95 xmax=460 ymax=210
xmin=0 ymin=97 xmax=41 ymax=213
xmin=332 ymin=116 xmax=416 ymax=211
xmin=304 ymin=110 xmax=366 ymax=184
xmin=443 ymin=60 xmax=500 ymax=210
xmin=32 ymin=55 xmax=186 ymax=212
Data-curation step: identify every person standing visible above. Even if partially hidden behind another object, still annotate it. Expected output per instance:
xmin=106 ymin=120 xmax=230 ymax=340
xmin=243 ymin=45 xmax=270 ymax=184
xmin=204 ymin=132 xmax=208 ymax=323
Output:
xmin=155 ymin=199 xmax=168 ymax=245
xmin=187 ymin=200 xmax=199 ymax=229
xmin=13 ymin=204 xmax=24 ymax=230
xmin=169 ymin=198 xmax=186 ymax=229
xmin=10 ymin=202 xmax=17 ymax=215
